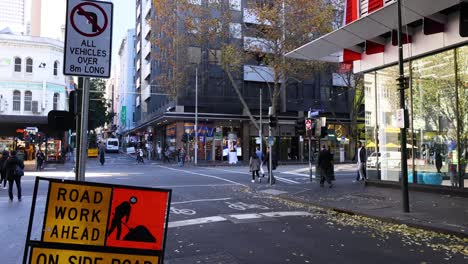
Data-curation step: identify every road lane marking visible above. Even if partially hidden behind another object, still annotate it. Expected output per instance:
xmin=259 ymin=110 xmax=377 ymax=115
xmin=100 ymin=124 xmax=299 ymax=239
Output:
xmin=204 ymin=167 xmax=300 ymax=184
xmin=157 ymin=165 xmax=247 ymax=187
xmin=168 ymin=211 xmax=314 ymax=228
xmin=169 ymin=216 xmax=227 ymax=228
xmin=153 ymin=184 xmax=238 ymax=188
xmin=172 ymin=198 xmax=232 ymax=205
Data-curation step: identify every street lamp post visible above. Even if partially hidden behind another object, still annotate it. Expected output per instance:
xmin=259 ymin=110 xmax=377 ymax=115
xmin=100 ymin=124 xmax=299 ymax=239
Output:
xmin=195 ymin=66 xmax=198 ymax=165
xmin=259 ymin=87 xmax=262 ymax=158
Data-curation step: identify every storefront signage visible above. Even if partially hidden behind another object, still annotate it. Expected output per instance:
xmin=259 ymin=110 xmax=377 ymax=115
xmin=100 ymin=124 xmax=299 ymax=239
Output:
xmin=24 ymin=178 xmax=171 ymax=264
xmin=63 ymin=0 xmax=113 ymax=78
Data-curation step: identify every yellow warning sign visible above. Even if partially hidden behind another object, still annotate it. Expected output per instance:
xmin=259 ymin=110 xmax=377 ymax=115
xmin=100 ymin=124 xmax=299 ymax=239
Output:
xmin=30 ymin=247 xmax=159 ymax=264
xmin=42 ymin=182 xmax=112 ymax=246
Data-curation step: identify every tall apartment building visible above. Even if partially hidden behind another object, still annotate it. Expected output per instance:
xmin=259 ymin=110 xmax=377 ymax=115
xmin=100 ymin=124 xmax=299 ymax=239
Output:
xmin=30 ymin=0 xmax=66 ymax=40
xmin=130 ymin=0 xmax=352 ymax=162
xmin=0 ymin=0 xmax=28 ymax=34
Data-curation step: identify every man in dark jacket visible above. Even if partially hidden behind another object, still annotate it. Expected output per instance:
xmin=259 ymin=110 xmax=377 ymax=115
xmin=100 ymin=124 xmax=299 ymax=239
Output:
xmin=317 ymin=145 xmax=333 ymax=188
xmin=0 ymin=150 xmax=9 ymax=189
xmin=4 ymin=150 xmax=24 ymax=202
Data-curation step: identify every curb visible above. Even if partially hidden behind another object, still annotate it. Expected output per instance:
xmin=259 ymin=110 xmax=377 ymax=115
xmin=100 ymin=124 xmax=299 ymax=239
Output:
xmin=277 ymin=194 xmax=468 ymax=239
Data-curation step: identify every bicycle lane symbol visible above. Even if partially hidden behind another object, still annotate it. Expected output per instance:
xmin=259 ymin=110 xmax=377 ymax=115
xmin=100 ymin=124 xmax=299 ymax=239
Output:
xmin=225 ymin=202 xmax=270 ymax=211
xmin=170 ymin=207 xmax=196 ymax=215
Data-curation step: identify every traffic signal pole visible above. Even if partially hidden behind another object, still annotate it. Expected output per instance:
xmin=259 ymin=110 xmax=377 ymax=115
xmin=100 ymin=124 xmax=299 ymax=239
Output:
xmin=397 ymin=0 xmax=410 ymax=212
xmin=77 ymin=77 xmax=90 ymax=182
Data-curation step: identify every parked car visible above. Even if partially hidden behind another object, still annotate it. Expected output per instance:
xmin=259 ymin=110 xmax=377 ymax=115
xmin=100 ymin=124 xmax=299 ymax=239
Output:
xmin=367 ymin=151 xmax=401 ymax=169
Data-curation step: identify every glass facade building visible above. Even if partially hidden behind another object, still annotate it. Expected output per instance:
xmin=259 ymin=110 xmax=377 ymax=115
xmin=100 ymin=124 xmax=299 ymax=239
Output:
xmin=365 ymin=46 xmax=467 ymax=189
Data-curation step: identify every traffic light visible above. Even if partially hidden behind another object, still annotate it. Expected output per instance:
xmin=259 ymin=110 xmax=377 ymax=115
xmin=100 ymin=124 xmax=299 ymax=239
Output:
xmin=269 ymin=115 xmax=277 ymax=128
xmin=295 ymin=118 xmax=305 ymax=135
xmin=48 ymin=110 xmax=75 ymax=131
xmin=68 ymin=90 xmax=82 ymax=114
xmin=320 ymin=126 xmax=328 ymax=138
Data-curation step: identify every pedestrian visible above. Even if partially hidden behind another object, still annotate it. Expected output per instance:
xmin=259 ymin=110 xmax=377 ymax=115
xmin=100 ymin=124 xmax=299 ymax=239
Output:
xmin=0 ymin=150 xmax=9 ymax=189
xmin=352 ymin=141 xmax=367 ymax=182
xmin=249 ymin=152 xmax=261 ymax=183
xmin=264 ymin=148 xmax=277 ymax=184
xmin=448 ymin=150 xmax=459 ymax=187
xmin=317 ymin=145 xmax=333 ymax=188
xmin=136 ymin=148 xmax=145 ymax=164
xmin=163 ymin=147 xmax=171 ymax=163
xmin=157 ymin=144 xmax=162 ymax=160
xmin=4 ymin=150 xmax=24 ymax=202
xmin=178 ymin=148 xmax=186 ymax=167
xmin=36 ymin=150 xmax=45 ymax=171
xmin=435 ymin=149 xmax=443 ymax=173
xmin=255 ymin=147 xmax=265 ymax=177
xmin=98 ymin=142 xmax=106 ymax=166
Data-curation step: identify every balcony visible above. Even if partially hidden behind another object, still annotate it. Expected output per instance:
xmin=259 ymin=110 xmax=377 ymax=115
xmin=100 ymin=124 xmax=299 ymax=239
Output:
xmin=142 ymin=84 xmax=151 ymax=101
xmin=143 ymin=41 xmax=151 ymax=61
xmin=136 ymin=3 xmax=141 ymax=19
xmin=136 ymin=58 xmax=141 ymax=71
xmin=143 ymin=0 xmax=152 ymax=19
xmin=243 ymin=37 xmax=274 ymax=53
xmin=142 ymin=61 xmax=151 ymax=81
xmin=243 ymin=8 xmax=271 ymax=25
xmin=243 ymin=65 xmax=281 ymax=83
xmin=136 ymin=77 xmax=141 ymax=89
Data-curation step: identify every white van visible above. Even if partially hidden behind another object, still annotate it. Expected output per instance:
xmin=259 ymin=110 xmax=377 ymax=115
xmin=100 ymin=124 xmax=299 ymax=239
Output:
xmin=105 ymin=138 xmax=119 ymax=153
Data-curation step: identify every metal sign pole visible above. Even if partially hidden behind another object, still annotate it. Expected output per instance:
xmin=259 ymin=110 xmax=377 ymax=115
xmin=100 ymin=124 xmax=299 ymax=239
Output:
xmin=309 ymin=136 xmax=312 ymax=181
xmin=77 ymin=77 xmax=90 ymax=182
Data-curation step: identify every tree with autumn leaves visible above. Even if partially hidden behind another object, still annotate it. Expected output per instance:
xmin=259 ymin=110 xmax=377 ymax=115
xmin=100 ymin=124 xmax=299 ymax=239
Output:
xmin=150 ymin=0 xmax=338 ymax=129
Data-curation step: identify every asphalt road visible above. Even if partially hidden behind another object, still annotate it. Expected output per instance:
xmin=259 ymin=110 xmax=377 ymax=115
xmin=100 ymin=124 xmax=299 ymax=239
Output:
xmin=2 ymin=153 xmax=466 ymax=264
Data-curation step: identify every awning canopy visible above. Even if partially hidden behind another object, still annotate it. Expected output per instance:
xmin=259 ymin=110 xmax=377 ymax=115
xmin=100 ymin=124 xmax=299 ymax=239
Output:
xmin=285 ymin=0 xmax=460 ymax=62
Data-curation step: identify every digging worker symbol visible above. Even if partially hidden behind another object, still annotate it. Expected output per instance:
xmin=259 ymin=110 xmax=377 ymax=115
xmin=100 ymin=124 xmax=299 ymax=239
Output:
xmin=108 ymin=196 xmax=137 ymax=240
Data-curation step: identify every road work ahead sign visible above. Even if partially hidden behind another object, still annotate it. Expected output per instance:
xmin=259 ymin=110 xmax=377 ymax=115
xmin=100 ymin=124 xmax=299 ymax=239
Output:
xmin=23 ymin=178 xmax=172 ymax=264
xmin=64 ymin=0 xmax=113 ymax=78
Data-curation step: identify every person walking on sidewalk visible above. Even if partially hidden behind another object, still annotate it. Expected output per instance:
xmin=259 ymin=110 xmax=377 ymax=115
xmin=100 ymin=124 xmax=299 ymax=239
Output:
xmin=98 ymin=142 xmax=106 ymax=166
xmin=4 ymin=151 xmax=24 ymax=202
xmin=178 ymin=148 xmax=186 ymax=167
xmin=0 ymin=151 xmax=8 ymax=189
xmin=318 ymin=145 xmax=333 ymax=188
xmin=249 ymin=152 xmax=261 ymax=183
xmin=36 ymin=150 xmax=45 ymax=171
xmin=353 ymin=141 xmax=367 ymax=182
xmin=255 ymin=147 xmax=265 ymax=177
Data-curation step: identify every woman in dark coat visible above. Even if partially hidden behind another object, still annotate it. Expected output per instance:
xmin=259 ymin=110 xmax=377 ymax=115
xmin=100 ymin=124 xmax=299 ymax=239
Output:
xmin=435 ymin=150 xmax=443 ymax=173
xmin=249 ymin=152 xmax=261 ymax=183
xmin=4 ymin=151 xmax=24 ymax=202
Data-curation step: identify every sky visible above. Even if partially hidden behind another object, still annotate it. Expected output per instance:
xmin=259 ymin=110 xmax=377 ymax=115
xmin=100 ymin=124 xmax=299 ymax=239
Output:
xmin=110 ymin=0 xmax=136 ymax=73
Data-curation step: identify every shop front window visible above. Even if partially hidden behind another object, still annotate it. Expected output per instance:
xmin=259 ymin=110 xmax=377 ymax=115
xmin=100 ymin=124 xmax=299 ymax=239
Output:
xmin=411 ymin=49 xmax=456 ymax=186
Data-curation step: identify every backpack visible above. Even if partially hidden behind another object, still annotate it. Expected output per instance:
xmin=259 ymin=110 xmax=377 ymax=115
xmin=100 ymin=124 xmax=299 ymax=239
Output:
xmin=15 ymin=165 xmax=24 ymax=177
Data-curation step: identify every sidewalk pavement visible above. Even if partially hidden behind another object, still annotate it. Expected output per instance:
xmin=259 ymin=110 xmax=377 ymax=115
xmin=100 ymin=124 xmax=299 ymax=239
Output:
xmin=274 ymin=176 xmax=468 ymax=238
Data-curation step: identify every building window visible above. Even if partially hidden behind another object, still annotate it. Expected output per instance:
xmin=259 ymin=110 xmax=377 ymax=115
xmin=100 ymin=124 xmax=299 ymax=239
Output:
xmin=365 ymin=111 xmax=372 ymax=126
xmin=26 ymin=58 xmax=33 ymax=73
xmin=229 ymin=23 xmax=242 ymax=39
xmin=53 ymin=61 xmax=59 ymax=76
xmin=229 ymin=0 xmax=241 ymax=10
xmin=53 ymin=93 xmax=59 ymax=110
xmin=13 ymin=91 xmax=21 ymax=111
xmin=188 ymin=47 xmax=201 ymax=64
xmin=208 ymin=49 xmax=221 ymax=65
xmin=14 ymin=57 xmax=21 ymax=72
xmin=24 ymin=91 xmax=32 ymax=111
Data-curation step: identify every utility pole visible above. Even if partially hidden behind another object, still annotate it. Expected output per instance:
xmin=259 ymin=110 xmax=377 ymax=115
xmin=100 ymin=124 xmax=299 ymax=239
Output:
xmin=397 ymin=0 xmax=410 ymax=212
xmin=194 ymin=67 xmax=198 ymax=165
xmin=77 ymin=78 xmax=90 ymax=182
xmin=259 ymin=87 xmax=263 ymax=155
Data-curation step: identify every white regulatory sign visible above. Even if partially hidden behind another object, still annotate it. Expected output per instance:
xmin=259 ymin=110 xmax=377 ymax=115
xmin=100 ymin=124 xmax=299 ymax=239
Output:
xmin=63 ymin=0 xmax=113 ymax=78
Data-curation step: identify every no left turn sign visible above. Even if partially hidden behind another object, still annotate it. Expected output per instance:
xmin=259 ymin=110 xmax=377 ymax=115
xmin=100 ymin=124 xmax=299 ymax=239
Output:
xmin=64 ymin=0 xmax=113 ymax=78
xmin=71 ymin=2 xmax=108 ymax=37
